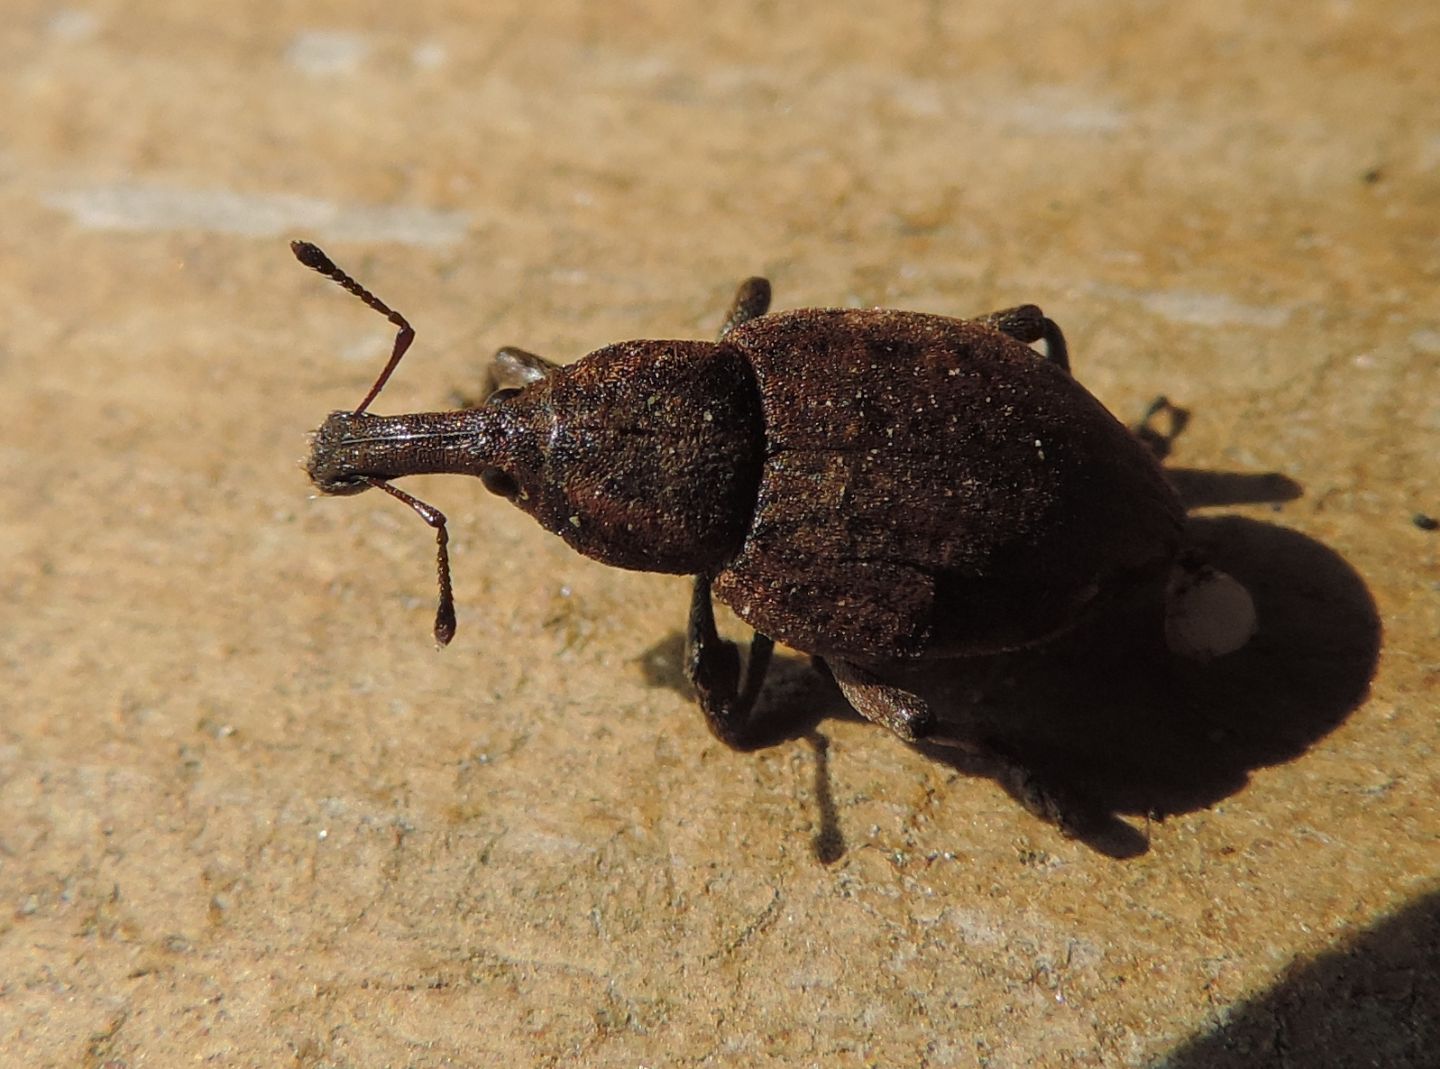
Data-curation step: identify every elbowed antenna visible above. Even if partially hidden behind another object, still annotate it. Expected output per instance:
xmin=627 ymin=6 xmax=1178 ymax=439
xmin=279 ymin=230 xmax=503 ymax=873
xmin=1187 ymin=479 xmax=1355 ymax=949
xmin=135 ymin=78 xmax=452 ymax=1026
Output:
xmin=295 ymin=240 xmax=455 ymax=645
xmin=291 ymin=240 xmax=415 ymax=414
xmin=365 ymin=477 xmax=456 ymax=646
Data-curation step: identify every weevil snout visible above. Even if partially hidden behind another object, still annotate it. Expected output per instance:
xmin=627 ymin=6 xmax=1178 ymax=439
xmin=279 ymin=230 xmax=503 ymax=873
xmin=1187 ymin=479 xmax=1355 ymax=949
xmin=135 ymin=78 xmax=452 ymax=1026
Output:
xmin=306 ymin=410 xmax=383 ymax=496
xmin=306 ymin=403 xmax=542 ymax=501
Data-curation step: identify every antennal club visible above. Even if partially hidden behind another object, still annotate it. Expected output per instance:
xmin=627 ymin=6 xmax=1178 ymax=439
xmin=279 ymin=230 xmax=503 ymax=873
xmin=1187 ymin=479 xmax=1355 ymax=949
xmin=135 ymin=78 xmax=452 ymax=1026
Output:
xmin=291 ymin=240 xmax=415 ymax=414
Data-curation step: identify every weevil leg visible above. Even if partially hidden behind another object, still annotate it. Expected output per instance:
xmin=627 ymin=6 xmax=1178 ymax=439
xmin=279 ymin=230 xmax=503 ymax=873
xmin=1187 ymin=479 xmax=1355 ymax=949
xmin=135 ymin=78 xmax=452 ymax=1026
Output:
xmin=827 ymin=658 xmax=1091 ymax=836
xmin=685 ymin=575 xmax=776 ymax=749
xmin=976 ymin=304 xmax=1070 ymax=373
xmin=933 ymin=733 xmax=1094 ymax=837
xmin=451 ymin=347 xmax=559 ymax=410
xmin=717 ymin=277 xmax=772 ymax=341
xmin=482 ymin=346 xmax=561 ymax=398
xmin=826 ymin=659 xmax=938 ymax=742
xmin=1132 ymin=394 xmax=1190 ymax=459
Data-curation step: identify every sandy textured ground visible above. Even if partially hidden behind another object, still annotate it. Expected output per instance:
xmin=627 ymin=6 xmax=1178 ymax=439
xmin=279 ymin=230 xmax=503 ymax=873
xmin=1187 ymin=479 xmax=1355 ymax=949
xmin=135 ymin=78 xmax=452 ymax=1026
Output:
xmin=2 ymin=2 xmax=1436 ymax=1066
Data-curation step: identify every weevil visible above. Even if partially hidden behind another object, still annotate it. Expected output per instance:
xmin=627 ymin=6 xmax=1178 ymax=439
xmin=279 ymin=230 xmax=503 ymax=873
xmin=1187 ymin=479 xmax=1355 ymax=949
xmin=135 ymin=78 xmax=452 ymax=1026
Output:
xmin=297 ymin=241 xmax=1189 ymax=830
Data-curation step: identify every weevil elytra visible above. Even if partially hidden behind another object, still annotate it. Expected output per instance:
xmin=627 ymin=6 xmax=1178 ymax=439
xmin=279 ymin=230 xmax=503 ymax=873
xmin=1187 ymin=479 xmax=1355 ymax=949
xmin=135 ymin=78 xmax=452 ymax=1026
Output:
xmin=298 ymin=241 xmax=1199 ymax=832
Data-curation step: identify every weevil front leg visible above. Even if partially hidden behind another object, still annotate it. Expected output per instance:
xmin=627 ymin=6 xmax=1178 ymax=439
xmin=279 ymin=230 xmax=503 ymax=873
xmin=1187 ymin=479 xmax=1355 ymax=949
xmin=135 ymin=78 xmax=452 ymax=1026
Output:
xmin=452 ymin=347 xmax=559 ymax=410
xmin=451 ymin=347 xmax=562 ymax=409
xmin=685 ymin=576 xmax=776 ymax=750
xmin=677 ymin=280 xmax=778 ymax=749
xmin=827 ymin=658 xmax=1091 ymax=836
xmin=976 ymin=305 xmax=1069 ymax=372
xmin=482 ymin=346 xmax=561 ymax=398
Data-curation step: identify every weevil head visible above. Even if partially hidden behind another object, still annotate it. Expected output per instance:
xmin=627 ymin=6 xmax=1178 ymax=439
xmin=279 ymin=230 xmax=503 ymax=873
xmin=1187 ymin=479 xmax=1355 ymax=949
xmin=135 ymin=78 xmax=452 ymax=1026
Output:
xmin=304 ymin=339 xmax=764 ymax=578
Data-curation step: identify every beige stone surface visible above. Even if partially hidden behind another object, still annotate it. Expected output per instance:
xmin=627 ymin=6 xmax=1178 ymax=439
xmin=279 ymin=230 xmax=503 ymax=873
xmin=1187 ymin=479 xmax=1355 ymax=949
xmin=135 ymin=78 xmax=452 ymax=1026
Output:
xmin=2 ymin=2 xmax=1436 ymax=1066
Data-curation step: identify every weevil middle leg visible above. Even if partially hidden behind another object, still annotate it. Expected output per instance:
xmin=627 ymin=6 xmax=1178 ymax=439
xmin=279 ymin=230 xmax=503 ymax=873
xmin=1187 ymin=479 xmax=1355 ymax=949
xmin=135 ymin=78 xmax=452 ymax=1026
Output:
xmin=826 ymin=657 xmax=1092 ymax=836
xmin=685 ymin=578 xmax=776 ymax=749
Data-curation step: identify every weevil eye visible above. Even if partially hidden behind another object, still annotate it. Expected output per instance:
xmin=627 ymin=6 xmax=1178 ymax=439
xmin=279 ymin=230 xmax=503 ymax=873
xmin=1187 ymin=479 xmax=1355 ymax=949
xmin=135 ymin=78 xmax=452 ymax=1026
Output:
xmin=487 ymin=387 xmax=522 ymax=405
xmin=481 ymin=468 xmax=519 ymax=499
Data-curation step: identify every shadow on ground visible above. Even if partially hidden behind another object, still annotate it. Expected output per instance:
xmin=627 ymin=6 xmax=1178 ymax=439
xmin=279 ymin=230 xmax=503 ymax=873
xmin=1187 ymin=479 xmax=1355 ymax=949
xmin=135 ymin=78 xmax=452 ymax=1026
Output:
xmin=639 ymin=471 xmax=1380 ymax=860
xmin=1158 ymin=889 xmax=1440 ymax=1068
xmin=913 ymin=511 xmax=1379 ymax=854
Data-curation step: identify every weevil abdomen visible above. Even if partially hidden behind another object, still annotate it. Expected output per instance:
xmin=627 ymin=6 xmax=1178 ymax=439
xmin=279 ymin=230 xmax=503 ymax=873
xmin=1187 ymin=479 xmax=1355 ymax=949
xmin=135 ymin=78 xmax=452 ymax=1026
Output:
xmin=713 ymin=308 xmax=1185 ymax=661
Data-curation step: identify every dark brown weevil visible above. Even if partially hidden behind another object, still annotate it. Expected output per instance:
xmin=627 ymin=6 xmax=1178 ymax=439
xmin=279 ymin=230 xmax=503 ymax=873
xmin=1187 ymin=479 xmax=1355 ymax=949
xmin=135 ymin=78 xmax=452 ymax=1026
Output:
xmin=296 ymin=241 xmax=1193 ymax=832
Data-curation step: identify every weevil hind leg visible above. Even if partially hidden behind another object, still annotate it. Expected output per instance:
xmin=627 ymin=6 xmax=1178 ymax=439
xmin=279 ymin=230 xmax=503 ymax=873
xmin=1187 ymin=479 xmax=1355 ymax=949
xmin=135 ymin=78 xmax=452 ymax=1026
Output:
xmin=1132 ymin=395 xmax=1190 ymax=459
xmin=976 ymin=305 xmax=1070 ymax=372
xmin=827 ymin=658 xmax=1094 ymax=836
xmin=826 ymin=659 xmax=937 ymax=742
xmin=685 ymin=576 xmax=776 ymax=750
xmin=934 ymin=733 xmax=1099 ymax=838
xmin=717 ymin=278 xmax=772 ymax=340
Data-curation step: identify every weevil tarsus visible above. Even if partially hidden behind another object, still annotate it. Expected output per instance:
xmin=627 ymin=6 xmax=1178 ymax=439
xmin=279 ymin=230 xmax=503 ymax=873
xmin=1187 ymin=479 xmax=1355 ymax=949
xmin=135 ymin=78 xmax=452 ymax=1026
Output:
xmin=1133 ymin=395 xmax=1191 ymax=459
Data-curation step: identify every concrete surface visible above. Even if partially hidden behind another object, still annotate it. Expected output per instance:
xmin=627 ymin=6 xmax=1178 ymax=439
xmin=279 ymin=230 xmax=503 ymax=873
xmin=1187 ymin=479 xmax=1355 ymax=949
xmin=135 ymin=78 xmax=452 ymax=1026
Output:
xmin=1 ymin=2 xmax=1436 ymax=1066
